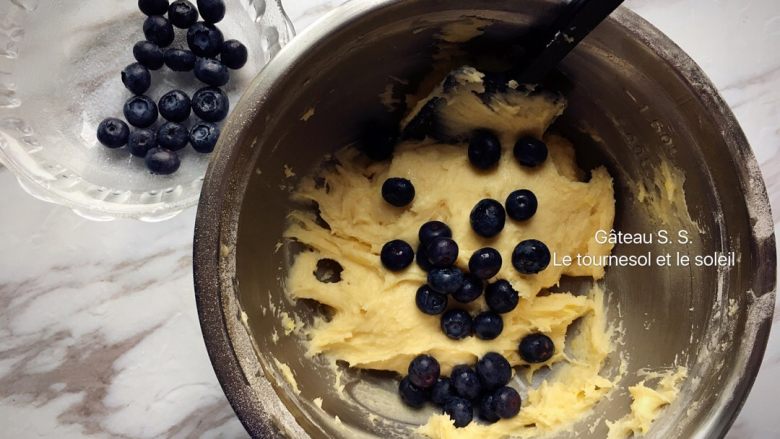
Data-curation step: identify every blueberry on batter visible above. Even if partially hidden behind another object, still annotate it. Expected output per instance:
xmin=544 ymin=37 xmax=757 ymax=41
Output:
xmin=415 ymin=285 xmax=448 ymax=315
xmin=468 ymin=130 xmax=502 ymax=170
xmin=452 ymin=273 xmax=483 ymax=303
xmin=441 ymin=309 xmax=472 ymax=340
xmin=514 ymin=136 xmax=548 ymax=167
xmin=512 ymin=239 xmax=551 ymax=274
xmin=443 ymin=397 xmax=473 ymax=428
xmin=418 ymin=221 xmax=452 ymax=245
xmin=408 ymin=354 xmax=441 ymax=389
xmin=468 ymin=247 xmax=502 ymax=279
xmin=425 ymin=237 xmax=458 ymax=268
xmin=506 ymin=189 xmax=538 ymax=221
xmin=382 ymin=177 xmax=415 ymax=207
xmin=428 ymin=267 xmax=464 ymax=294
xmin=478 ymin=392 xmax=500 ymax=423
xmin=380 ymin=239 xmax=414 ymax=271
xmin=470 ymin=199 xmax=506 ymax=238
xmin=430 ymin=377 xmax=456 ymax=407
xmin=416 ymin=245 xmax=434 ymax=272
xmin=451 ymin=365 xmax=482 ymax=400
xmin=476 ymin=352 xmax=512 ymax=390
xmin=473 ymin=311 xmax=503 ymax=340
xmin=493 ymin=386 xmax=522 ymax=419
xmin=519 ymin=333 xmax=555 ymax=363
xmin=399 ymin=376 xmax=428 ymax=408
xmin=485 ymin=279 xmax=519 ymax=314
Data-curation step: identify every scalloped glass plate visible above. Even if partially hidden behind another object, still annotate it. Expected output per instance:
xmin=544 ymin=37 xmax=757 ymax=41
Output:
xmin=0 ymin=0 xmax=294 ymax=221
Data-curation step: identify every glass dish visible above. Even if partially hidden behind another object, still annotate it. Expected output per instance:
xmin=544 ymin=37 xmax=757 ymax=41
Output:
xmin=0 ymin=0 xmax=294 ymax=221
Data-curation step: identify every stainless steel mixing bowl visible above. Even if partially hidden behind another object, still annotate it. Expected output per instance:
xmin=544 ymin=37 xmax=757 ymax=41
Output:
xmin=193 ymin=1 xmax=777 ymax=438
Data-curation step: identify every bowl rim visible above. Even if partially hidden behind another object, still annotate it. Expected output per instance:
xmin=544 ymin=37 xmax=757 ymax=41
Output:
xmin=193 ymin=2 xmax=777 ymax=438
xmin=0 ymin=0 xmax=296 ymax=222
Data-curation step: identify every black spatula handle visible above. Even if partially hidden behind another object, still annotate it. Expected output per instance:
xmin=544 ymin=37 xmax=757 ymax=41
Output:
xmin=514 ymin=0 xmax=625 ymax=84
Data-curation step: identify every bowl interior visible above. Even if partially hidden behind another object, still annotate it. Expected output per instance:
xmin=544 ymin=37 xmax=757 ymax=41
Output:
xmin=207 ymin=1 xmax=774 ymax=438
xmin=0 ymin=0 xmax=292 ymax=220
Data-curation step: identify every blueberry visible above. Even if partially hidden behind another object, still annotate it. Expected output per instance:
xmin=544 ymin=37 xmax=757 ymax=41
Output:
xmin=158 ymin=90 xmax=191 ymax=122
xmin=473 ymin=312 xmax=503 ymax=340
xmin=143 ymin=15 xmax=175 ymax=47
xmin=96 ymin=118 xmax=129 ymax=148
xmin=197 ymin=0 xmax=226 ymax=23
xmin=478 ymin=393 xmax=500 ymax=423
xmin=164 ymin=48 xmax=197 ymax=71
xmin=428 ymin=267 xmax=464 ymax=294
xmin=514 ymin=136 xmax=548 ymax=167
xmin=468 ymin=248 xmax=502 ymax=280
xmin=476 ymin=353 xmax=512 ymax=390
xmin=358 ymin=118 xmax=397 ymax=161
xmin=450 ymin=365 xmax=482 ymax=400
xmin=402 ymin=97 xmax=443 ymax=141
xmin=468 ymin=130 xmax=501 ymax=169
xmin=128 ymin=128 xmax=157 ymax=157
xmin=138 ymin=0 xmax=170 ymax=16
xmin=221 ymin=39 xmax=248 ymax=69
xmin=408 ymin=354 xmax=440 ymax=389
xmin=485 ymin=280 xmax=519 ymax=314
xmin=187 ymin=22 xmax=224 ymax=57
xmin=493 ymin=386 xmax=521 ymax=419
xmin=194 ymin=57 xmax=230 ymax=86
xmin=430 ymin=377 xmax=455 ymax=406
xmin=418 ymin=221 xmax=452 ymax=245
xmin=192 ymin=86 xmax=230 ymax=122
xmin=380 ymin=239 xmax=414 ymax=271
xmin=145 ymin=148 xmax=181 ymax=175
xmin=425 ymin=237 xmax=458 ymax=268
xmin=519 ymin=333 xmax=555 ymax=363
xmin=416 ymin=245 xmax=433 ymax=272
xmin=123 ymin=95 xmax=158 ymax=128
xmin=157 ymin=122 xmax=189 ymax=151
xmin=121 ymin=63 xmax=151 ymax=95
xmin=440 ymin=309 xmax=472 ymax=340
xmin=381 ymin=177 xmax=415 ymax=207
xmin=452 ymin=274 xmax=482 ymax=303
xmin=506 ymin=189 xmax=538 ymax=221
xmin=133 ymin=41 xmax=164 ymax=70
xmin=512 ymin=239 xmax=551 ymax=274
xmin=190 ymin=122 xmax=220 ymax=153
xmin=168 ymin=0 xmax=199 ymax=28
xmin=398 ymin=377 xmax=427 ymax=409
xmin=443 ymin=397 xmax=473 ymax=428
xmin=416 ymin=285 xmax=448 ymax=315
xmin=470 ymin=199 xmax=506 ymax=238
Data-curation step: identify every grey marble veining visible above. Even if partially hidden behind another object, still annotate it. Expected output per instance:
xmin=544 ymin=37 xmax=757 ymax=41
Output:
xmin=0 ymin=1 xmax=778 ymax=438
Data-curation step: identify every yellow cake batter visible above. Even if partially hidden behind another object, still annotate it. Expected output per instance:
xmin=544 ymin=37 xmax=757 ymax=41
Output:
xmin=283 ymin=67 xmax=675 ymax=437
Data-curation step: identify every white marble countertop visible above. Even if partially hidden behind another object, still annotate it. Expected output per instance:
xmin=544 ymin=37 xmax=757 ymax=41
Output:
xmin=1 ymin=0 xmax=778 ymax=437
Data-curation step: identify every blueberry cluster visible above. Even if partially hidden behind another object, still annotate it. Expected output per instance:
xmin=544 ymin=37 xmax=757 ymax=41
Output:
xmin=399 ymin=353 xmax=525 ymax=427
xmin=372 ymin=126 xmax=563 ymax=427
xmin=96 ymin=0 xmax=248 ymax=175
xmin=378 ymin=200 xmax=551 ymax=342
